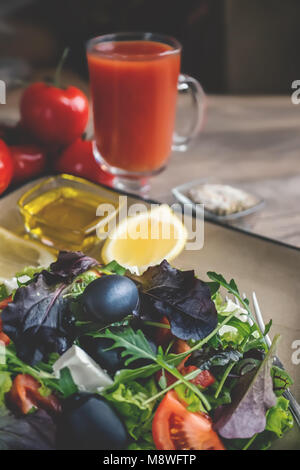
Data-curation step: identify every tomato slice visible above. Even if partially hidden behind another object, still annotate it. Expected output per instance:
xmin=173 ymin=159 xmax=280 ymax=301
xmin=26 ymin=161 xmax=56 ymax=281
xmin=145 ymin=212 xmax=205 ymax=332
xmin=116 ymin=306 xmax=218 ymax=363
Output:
xmin=8 ymin=374 xmax=61 ymax=415
xmin=152 ymin=391 xmax=225 ymax=450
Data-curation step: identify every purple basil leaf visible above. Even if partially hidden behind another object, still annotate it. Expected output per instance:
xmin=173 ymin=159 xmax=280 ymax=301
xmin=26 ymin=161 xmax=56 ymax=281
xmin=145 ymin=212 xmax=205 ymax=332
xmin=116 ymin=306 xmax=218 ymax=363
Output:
xmin=129 ymin=260 xmax=217 ymax=341
xmin=214 ymin=335 xmax=279 ymax=439
xmin=1 ymin=251 xmax=96 ymax=365
xmin=0 ymin=409 xmax=56 ymax=450
xmin=2 ymin=274 xmax=74 ymax=365
xmin=48 ymin=251 xmax=98 ymax=283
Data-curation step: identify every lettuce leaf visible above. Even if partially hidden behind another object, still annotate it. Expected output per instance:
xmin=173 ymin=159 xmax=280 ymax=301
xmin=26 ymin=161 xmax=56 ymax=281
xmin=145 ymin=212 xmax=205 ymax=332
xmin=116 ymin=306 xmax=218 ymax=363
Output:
xmin=0 ymin=284 xmax=8 ymax=302
xmin=265 ymin=396 xmax=294 ymax=438
xmin=103 ymin=378 xmax=157 ymax=441
xmin=0 ymin=372 xmax=12 ymax=407
xmin=214 ymin=335 xmax=279 ymax=439
xmin=271 ymin=365 xmax=294 ymax=396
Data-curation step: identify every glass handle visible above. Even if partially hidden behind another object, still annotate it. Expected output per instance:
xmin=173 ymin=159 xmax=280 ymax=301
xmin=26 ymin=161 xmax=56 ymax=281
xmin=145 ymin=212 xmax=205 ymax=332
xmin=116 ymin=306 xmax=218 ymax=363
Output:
xmin=172 ymin=73 xmax=206 ymax=152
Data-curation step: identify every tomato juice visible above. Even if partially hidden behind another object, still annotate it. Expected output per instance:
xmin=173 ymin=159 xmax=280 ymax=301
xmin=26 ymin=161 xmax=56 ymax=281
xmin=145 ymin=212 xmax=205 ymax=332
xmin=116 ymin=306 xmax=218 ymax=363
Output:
xmin=87 ymin=39 xmax=181 ymax=174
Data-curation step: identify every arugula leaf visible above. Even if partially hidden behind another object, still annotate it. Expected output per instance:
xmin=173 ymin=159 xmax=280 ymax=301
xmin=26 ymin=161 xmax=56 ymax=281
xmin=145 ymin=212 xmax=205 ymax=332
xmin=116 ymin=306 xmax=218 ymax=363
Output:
xmin=130 ymin=260 xmax=218 ymax=341
xmin=214 ymin=335 xmax=279 ymax=439
xmin=93 ymin=327 xmax=157 ymax=367
xmin=186 ymin=346 xmax=242 ymax=370
xmin=207 ymin=272 xmax=254 ymax=323
xmin=98 ymin=327 xmax=211 ymax=411
xmin=0 ymin=344 xmax=77 ymax=398
xmin=0 ymin=409 xmax=56 ymax=450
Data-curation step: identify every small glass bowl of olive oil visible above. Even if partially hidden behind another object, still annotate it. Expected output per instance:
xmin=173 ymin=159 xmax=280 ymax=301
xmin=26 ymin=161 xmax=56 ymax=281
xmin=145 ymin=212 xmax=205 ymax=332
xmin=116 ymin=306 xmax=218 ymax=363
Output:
xmin=18 ymin=174 xmax=120 ymax=251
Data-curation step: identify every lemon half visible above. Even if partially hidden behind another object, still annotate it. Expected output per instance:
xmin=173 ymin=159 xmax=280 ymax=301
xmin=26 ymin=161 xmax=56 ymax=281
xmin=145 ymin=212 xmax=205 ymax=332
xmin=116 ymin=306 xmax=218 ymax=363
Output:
xmin=101 ymin=205 xmax=188 ymax=274
xmin=0 ymin=226 xmax=56 ymax=281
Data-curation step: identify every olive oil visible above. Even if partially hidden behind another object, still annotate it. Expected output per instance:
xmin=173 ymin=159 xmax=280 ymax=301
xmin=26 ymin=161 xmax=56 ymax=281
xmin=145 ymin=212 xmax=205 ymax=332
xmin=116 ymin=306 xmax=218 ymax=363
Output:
xmin=21 ymin=186 xmax=114 ymax=251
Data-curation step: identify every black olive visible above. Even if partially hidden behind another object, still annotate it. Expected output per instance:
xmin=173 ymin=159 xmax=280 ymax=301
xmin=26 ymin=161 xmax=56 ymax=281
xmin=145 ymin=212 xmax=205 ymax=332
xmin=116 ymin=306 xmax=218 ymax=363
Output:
xmin=81 ymin=275 xmax=139 ymax=323
xmin=79 ymin=335 xmax=123 ymax=375
xmin=79 ymin=330 xmax=157 ymax=375
xmin=57 ymin=393 xmax=128 ymax=450
xmin=244 ymin=348 xmax=265 ymax=361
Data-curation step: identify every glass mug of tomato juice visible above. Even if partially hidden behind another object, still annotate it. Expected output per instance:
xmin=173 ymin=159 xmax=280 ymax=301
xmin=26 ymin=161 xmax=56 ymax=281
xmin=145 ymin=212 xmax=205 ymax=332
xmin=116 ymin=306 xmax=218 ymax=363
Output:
xmin=87 ymin=32 xmax=205 ymax=194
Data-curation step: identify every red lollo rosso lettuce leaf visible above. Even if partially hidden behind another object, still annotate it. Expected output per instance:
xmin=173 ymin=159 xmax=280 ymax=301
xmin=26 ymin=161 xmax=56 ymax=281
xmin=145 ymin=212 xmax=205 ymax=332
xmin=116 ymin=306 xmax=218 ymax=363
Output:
xmin=129 ymin=260 xmax=218 ymax=341
xmin=0 ymin=409 xmax=56 ymax=450
xmin=1 ymin=251 xmax=98 ymax=365
xmin=214 ymin=335 xmax=279 ymax=439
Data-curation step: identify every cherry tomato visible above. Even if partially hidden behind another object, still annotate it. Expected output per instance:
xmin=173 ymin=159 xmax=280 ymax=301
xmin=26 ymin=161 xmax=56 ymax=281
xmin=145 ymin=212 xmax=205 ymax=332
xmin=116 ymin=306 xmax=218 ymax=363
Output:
xmin=54 ymin=137 xmax=114 ymax=186
xmin=157 ymin=339 xmax=215 ymax=388
xmin=0 ymin=296 xmax=12 ymax=345
xmin=0 ymin=295 xmax=12 ymax=310
xmin=8 ymin=374 xmax=61 ymax=415
xmin=152 ymin=391 xmax=225 ymax=450
xmin=154 ymin=316 xmax=174 ymax=347
xmin=0 ymin=139 xmax=13 ymax=195
xmin=20 ymin=82 xmax=89 ymax=146
xmin=156 ymin=367 xmax=215 ymax=390
xmin=10 ymin=145 xmax=46 ymax=184
xmin=0 ymin=318 xmax=10 ymax=346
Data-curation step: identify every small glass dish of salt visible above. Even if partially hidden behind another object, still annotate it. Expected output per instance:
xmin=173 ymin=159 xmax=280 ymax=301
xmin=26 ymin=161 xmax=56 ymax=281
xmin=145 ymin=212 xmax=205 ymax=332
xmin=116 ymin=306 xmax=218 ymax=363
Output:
xmin=172 ymin=179 xmax=264 ymax=226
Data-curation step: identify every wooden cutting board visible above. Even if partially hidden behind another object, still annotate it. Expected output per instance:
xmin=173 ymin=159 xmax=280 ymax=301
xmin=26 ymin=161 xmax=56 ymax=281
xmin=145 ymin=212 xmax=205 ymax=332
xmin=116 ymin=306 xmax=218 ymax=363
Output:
xmin=0 ymin=177 xmax=299 ymax=449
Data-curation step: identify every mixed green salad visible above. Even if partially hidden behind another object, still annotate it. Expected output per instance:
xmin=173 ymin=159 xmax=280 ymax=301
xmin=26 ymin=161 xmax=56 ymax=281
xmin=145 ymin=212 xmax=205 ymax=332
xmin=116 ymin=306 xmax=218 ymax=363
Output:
xmin=0 ymin=251 xmax=294 ymax=450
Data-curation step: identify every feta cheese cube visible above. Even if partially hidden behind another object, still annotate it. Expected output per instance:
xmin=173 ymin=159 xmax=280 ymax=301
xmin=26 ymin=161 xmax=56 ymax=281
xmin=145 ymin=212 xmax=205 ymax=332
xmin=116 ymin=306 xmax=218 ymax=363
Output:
xmin=53 ymin=345 xmax=113 ymax=392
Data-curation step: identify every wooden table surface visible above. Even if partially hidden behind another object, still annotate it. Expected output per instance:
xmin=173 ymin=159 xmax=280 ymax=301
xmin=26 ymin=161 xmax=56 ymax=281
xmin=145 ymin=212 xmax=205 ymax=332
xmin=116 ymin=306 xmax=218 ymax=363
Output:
xmin=151 ymin=94 xmax=300 ymax=248
xmin=2 ymin=75 xmax=300 ymax=247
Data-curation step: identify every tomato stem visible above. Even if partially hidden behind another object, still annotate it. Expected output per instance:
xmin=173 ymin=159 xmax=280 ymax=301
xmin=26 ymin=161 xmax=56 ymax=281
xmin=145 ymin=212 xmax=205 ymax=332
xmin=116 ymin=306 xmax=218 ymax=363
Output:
xmin=53 ymin=47 xmax=70 ymax=88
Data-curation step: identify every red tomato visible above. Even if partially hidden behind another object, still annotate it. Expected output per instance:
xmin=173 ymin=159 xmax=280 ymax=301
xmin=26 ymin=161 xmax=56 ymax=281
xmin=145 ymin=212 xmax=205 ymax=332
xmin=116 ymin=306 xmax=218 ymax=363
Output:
xmin=152 ymin=391 xmax=225 ymax=450
xmin=0 ymin=318 xmax=10 ymax=346
xmin=8 ymin=374 xmax=61 ymax=415
xmin=0 ymin=139 xmax=13 ymax=194
xmin=54 ymin=137 xmax=114 ymax=186
xmin=154 ymin=316 xmax=174 ymax=347
xmin=10 ymin=145 xmax=46 ymax=184
xmin=0 ymin=295 xmax=12 ymax=310
xmin=156 ymin=368 xmax=215 ymax=389
xmin=0 ymin=296 xmax=12 ymax=345
xmin=20 ymin=82 xmax=89 ymax=146
xmin=157 ymin=339 xmax=215 ymax=388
